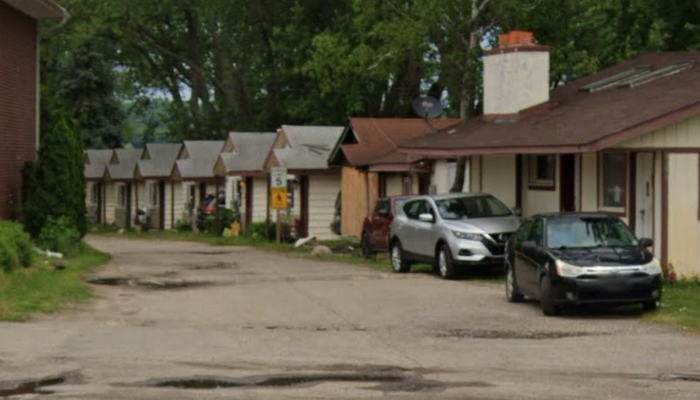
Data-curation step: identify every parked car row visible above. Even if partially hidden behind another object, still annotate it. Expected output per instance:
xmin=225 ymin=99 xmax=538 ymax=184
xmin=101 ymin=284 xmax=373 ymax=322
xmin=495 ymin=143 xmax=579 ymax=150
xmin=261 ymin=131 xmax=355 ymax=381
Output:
xmin=361 ymin=192 xmax=663 ymax=316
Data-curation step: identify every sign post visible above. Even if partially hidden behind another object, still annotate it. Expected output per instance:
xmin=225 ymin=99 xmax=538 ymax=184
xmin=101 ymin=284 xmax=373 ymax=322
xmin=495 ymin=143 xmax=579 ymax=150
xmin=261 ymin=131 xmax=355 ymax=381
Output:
xmin=270 ymin=168 xmax=288 ymax=243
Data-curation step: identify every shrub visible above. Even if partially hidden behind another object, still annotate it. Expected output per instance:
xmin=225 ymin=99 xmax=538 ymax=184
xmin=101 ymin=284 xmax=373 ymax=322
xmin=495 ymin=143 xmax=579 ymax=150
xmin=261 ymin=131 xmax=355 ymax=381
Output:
xmin=245 ymin=221 xmax=291 ymax=241
xmin=201 ymin=208 xmax=239 ymax=236
xmin=0 ymin=221 xmax=34 ymax=272
xmin=36 ymin=217 xmax=81 ymax=256
xmin=175 ymin=219 xmax=193 ymax=232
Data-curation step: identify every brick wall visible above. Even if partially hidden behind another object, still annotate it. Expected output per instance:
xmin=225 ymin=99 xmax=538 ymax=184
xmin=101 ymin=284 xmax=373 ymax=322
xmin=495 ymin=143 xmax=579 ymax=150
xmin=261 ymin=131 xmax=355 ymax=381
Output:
xmin=0 ymin=2 xmax=38 ymax=219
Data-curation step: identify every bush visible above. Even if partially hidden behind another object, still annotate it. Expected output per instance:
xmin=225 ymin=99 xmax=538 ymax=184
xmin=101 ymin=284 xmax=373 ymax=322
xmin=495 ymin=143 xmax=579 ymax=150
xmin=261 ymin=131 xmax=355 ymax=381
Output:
xmin=36 ymin=217 xmax=81 ymax=256
xmin=0 ymin=221 xmax=34 ymax=272
xmin=200 ymin=208 xmax=239 ymax=236
xmin=175 ymin=219 xmax=193 ymax=232
xmin=245 ymin=221 xmax=291 ymax=241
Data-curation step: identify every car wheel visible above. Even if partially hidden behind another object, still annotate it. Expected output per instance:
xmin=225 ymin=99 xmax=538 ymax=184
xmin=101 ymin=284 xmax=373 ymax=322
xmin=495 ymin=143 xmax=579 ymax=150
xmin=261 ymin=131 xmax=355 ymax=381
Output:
xmin=642 ymin=300 xmax=659 ymax=312
xmin=539 ymin=275 xmax=559 ymax=316
xmin=437 ymin=244 xmax=457 ymax=280
xmin=361 ymin=232 xmax=375 ymax=259
xmin=390 ymin=241 xmax=411 ymax=273
xmin=505 ymin=261 xmax=524 ymax=303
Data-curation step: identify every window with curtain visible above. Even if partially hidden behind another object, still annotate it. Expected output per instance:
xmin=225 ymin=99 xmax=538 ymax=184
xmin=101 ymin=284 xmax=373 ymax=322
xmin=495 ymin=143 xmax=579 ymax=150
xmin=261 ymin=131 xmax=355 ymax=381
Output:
xmin=600 ymin=152 xmax=627 ymax=209
xmin=528 ymin=155 xmax=556 ymax=189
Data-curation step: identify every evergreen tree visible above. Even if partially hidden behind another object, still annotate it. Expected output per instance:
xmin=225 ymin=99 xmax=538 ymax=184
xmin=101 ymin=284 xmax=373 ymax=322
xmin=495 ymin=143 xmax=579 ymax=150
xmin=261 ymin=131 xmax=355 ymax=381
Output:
xmin=24 ymin=97 xmax=86 ymax=238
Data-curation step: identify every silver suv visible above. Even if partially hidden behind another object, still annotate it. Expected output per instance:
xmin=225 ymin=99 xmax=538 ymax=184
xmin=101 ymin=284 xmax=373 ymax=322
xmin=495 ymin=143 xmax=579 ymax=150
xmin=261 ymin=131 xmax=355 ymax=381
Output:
xmin=389 ymin=193 xmax=521 ymax=279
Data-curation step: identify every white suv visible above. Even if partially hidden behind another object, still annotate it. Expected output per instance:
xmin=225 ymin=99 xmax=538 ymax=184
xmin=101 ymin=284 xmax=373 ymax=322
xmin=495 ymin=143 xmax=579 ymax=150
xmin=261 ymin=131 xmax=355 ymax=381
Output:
xmin=389 ymin=193 xmax=521 ymax=279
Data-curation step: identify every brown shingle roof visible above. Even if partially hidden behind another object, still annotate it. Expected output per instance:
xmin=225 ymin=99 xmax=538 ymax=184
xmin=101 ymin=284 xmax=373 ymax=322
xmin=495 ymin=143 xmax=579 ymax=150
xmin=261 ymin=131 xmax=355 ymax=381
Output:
xmin=336 ymin=118 xmax=461 ymax=167
xmin=400 ymin=52 xmax=700 ymax=156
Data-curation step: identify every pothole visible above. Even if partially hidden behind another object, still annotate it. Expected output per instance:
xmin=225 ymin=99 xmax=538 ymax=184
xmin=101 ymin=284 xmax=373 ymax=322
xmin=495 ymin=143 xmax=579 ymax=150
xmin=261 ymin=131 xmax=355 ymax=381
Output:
xmin=128 ymin=372 xmax=482 ymax=393
xmin=0 ymin=372 xmax=81 ymax=397
xmin=87 ymin=277 xmax=216 ymax=290
xmin=188 ymin=262 xmax=237 ymax=270
xmin=659 ymin=373 xmax=700 ymax=382
xmin=436 ymin=329 xmax=605 ymax=340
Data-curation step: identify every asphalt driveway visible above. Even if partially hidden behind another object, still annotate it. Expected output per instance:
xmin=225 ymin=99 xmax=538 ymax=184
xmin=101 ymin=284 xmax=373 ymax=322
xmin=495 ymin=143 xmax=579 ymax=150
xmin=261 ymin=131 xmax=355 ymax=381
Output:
xmin=0 ymin=235 xmax=698 ymax=399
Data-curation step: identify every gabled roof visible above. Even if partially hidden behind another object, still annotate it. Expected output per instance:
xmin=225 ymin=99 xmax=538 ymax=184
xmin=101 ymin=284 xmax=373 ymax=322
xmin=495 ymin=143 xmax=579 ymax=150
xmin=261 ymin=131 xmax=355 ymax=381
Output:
xmin=84 ymin=149 xmax=112 ymax=180
xmin=172 ymin=140 xmax=224 ymax=180
xmin=106 ymin=148 xmax=143 ymax=180
xmin=2 ymin=0 xmax=68 ymax=19
xmin=400 ymin=52 xmax=700 ymax=156
xmin=215 ymin=132 xmax=276 ymax=176
xmin=266 ymin=125 xmax=344 ymax=171
xmin=135 ymin=143 xmax=182 ymax=179
xmin=330 ymin=118 xmax=461 ymax=168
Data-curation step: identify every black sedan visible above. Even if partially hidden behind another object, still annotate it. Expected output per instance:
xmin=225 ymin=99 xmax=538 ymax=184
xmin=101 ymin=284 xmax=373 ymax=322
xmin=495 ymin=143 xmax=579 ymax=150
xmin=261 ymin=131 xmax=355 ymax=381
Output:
xmin=504 ymin=213 xmax=662 ymax=316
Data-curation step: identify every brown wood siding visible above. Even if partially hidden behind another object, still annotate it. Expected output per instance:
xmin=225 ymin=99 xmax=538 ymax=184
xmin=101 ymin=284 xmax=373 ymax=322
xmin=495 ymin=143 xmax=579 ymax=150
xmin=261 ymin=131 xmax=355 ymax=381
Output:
xmin=0 ymin=2 xmax=38 ymax=218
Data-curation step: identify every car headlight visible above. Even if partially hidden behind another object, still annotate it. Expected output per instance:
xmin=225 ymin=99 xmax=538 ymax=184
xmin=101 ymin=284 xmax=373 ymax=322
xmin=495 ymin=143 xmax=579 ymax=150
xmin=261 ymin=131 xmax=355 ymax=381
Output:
xmin=452 ymin=231 xmax=483 ymax=241
xmin=640 ymin=258 xmax=662 ymax=276
xmin=555 ymin=259 xmax=582 ymax=278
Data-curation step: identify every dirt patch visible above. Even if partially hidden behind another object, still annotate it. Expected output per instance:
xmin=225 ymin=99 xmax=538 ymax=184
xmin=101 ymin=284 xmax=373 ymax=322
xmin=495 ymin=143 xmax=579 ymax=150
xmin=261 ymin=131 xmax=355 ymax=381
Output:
xmin=435 ymin=329 xmax=606 ymax=340
xmin=87 ymin=277 xmax=132 ymax=286
xmin=185 ymin=251 xmax=235 ymax=256
xmin=131 ymin=371 xmax=481 ymax=393
xmin=0 ymin=372 xmax=81 ymax=397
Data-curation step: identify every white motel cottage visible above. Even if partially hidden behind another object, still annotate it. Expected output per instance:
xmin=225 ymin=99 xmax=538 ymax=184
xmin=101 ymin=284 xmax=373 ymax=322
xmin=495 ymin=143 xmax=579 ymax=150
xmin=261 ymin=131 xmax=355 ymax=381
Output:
xmin=397 ymin=30 xmax=700 ymax=278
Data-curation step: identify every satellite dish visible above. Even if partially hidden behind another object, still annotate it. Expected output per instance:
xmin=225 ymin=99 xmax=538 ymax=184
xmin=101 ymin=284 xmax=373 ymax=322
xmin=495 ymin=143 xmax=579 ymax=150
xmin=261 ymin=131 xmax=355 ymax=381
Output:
xmin=412 ymin=95 xmax=443 ymax=119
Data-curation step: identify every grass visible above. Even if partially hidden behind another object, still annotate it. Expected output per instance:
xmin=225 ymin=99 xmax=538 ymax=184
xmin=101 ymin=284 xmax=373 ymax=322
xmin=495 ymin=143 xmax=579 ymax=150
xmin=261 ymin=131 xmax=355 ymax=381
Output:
xmin=0 ymin=243 xmax=111 ymax=321
xmin=646 ymin=280 xmax=700 ymax=331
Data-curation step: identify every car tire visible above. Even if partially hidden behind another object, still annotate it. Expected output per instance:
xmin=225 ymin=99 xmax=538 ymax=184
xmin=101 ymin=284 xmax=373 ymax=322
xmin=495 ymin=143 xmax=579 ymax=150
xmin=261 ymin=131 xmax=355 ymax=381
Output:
xmin=539 ymin=275 xmax=559 ymax=316
xmin=437 ymin=244 xmax=457 ymax=280
xmin=505 ymin=261 xmax=524 ymax=303
xmin=390 ymin=241 xmax=411 ymax=273
xmin=642 ymin=300 xmax=659 ymax=312
xmin=361 ymin=232 xmax=375 ymax=259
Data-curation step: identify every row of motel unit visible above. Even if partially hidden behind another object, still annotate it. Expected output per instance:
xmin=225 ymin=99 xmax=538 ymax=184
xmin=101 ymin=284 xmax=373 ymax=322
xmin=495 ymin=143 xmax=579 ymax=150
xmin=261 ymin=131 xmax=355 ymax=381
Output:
xmin=83 ymin=30 xmax=700 ymax=277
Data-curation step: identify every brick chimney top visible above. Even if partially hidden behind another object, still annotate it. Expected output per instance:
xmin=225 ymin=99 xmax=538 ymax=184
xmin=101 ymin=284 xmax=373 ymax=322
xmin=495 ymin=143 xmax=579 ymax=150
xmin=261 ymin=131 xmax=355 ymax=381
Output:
xmin=498 ymin=30 xmax=536 ymax=48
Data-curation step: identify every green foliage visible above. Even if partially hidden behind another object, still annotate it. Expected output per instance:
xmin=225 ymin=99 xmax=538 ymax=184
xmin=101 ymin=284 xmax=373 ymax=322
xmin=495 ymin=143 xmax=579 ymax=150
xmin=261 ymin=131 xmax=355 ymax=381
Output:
xmin=0 ymin=243 xmax=111 ymax=321
xmin=0 ymin=221 xmax=34 ymax=272
xmin=175 ymin=219 xmax=193 ymax=232
xmin=37 ymin=217 xmax=81 ymax=257
xmin=199 ymin=208 xmax=239 ymax=236
xmin=23 ymin=103 xmax=87 ymax=239
xmin=646 ymin=279 xmax=700 ymax=331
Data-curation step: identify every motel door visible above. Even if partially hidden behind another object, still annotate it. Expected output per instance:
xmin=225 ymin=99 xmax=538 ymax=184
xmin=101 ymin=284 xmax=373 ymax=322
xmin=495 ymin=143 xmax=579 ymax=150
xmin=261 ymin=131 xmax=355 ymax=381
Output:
xmin=635 ymin=153 xmax=654 ymax=239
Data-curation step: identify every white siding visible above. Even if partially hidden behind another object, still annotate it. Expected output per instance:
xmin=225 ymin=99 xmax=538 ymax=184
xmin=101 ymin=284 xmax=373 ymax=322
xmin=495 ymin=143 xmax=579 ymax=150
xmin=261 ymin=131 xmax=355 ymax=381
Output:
xmin=104 ymin=182 xmax=117 ymax=224
xmin=431 ymin=160 xmax=470 ymax=194
xmin=384 ymin=174 xmax=404 ymax=196
xmin=251 ymin=176 xmax=268 ymax=222
xmin=666 ymin=153 xmax=700 ymax=277
xmin=522 ymin=155 xmax=560 ymax=217
xmin=481 ymin=154 xmax=516 ymax=207
xmin=308 ymin=174 xmax=341 ymax=240
xmin=618 ymin=114 xmax=700 ymax=148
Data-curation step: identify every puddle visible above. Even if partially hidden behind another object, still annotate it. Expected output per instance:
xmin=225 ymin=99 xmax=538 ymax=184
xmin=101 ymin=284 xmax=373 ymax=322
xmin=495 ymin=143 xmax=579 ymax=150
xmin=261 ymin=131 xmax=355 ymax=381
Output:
xmin=659 ymin=373 xmax=700 ymax=382
xmin=436 ymin=329 xmax=605 ymax=340
xmin=0 ymin=372 xmax=81 ymax=397
xmin=131 ymin=372 xmax=481 ymax=393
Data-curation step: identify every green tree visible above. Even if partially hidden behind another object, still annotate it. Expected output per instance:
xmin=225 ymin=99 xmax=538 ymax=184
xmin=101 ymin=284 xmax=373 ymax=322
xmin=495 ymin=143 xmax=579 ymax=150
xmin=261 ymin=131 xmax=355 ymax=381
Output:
xmin=24 ymin=97 xmax=86 ymax=238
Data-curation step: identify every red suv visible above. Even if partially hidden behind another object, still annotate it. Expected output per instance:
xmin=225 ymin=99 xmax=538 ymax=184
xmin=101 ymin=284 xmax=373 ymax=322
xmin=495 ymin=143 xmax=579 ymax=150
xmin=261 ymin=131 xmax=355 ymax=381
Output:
xmin=361 ymin=195 xmax=413 ymax=258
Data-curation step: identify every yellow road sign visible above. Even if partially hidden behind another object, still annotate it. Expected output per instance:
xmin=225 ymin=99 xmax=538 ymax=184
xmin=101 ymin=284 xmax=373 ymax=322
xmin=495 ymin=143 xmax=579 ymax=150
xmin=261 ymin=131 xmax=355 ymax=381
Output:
xmin=271 ymin=187 xmax=288 ymax=209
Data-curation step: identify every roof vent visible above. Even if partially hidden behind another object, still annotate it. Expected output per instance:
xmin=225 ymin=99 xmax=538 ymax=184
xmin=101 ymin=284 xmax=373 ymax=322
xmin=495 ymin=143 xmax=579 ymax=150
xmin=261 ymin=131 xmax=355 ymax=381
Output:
xmin=618 ymin=60 xmax=696 ymax=88
xmin=579 ymin=66 xmax=651 ymax=93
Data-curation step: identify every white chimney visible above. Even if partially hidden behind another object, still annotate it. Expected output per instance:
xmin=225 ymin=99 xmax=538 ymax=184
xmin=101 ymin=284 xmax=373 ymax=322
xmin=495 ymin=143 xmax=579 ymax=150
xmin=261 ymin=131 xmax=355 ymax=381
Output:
xmin=483 ymin=30 xmax=550 ymax=117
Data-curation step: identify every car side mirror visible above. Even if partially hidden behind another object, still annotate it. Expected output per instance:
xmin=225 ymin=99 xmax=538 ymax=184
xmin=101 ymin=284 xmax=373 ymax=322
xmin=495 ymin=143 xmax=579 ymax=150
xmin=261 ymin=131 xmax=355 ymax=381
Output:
xmin=512 ymin=207 xmax=522 ymax=216
xmin=522 ymin=240 xmax=537 ymax=250
xmin=639 ymin=238 xmax=654 ymax=248
xmin=418 ymin=213 xmax=434 ymax=223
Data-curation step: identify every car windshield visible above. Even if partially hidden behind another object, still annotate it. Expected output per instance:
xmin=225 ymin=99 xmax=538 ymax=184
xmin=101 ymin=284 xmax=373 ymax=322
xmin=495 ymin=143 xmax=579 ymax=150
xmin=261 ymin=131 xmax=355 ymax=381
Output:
xmin=435 ymin=195 xmax=512 ymax=220
xmin=546 ymin=217 xmax=638 ymax=248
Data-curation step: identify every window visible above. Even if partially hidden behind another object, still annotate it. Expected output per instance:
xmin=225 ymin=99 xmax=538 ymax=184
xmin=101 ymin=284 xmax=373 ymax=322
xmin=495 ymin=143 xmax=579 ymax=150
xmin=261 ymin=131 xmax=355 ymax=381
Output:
xmin=117 ymin=185 xmax=127 ymax=207
xmin=435 ymin=195 xmax=512 ymax=220
xmin=514 ymin=219 xmax=533 ymax=247
xmin=374 ymin=199 xmax=391 ymax=216
xmin=403 ymin=200 xmax=433 ymax=220
xmin=528 ymin=218 xmax=544 ymax=246
xmin=528 ymin=155 xmax=556 ymax=189
xmin=546 ymin=216 xmax=637 ymax=249
xmin=89 ymin=183 xmax=99 ymax=205
xmin=599 ymin=152 xmax=628 ymax=210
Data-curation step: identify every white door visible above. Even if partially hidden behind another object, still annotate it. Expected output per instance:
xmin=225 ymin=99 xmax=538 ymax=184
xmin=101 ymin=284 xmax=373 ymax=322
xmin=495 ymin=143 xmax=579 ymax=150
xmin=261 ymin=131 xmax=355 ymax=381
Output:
xmin=635 ymin=153 xmax=654 ymax=238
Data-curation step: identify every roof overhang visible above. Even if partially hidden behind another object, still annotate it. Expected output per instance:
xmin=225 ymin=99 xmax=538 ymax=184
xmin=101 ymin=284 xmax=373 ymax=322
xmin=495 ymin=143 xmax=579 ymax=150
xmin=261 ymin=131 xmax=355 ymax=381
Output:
xmin=3 ymin=0 xmax=68 ymax=20
xmin=399 ymin=99 xmax=700 ymax=158
xmin=368 ymin=163 xmax=431 ymax=173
